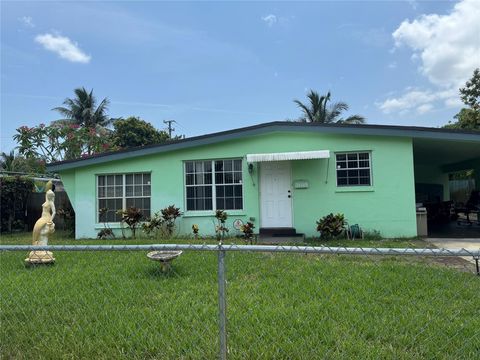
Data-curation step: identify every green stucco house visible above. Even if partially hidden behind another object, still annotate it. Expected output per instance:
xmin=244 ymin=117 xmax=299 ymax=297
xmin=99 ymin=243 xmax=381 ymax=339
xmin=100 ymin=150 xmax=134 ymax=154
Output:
xmin=47 ymin=122 xmax=480 ymax=239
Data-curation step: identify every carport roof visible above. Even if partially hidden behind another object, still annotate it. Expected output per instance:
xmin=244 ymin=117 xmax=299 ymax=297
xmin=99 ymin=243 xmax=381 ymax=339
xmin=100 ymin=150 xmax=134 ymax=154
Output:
xmin=413 ymin=137 xmax=480 ymax=170
xmin=47 ymin=121 xmax=480 ymax=172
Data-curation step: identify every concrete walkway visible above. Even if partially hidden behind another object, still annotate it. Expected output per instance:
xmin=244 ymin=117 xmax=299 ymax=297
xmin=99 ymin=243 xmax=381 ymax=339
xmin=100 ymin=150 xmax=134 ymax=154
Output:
xmin=427 ymin=238 xmax=480 ymax=265
xmin=257 ymin=235 xmax=305 ymax=244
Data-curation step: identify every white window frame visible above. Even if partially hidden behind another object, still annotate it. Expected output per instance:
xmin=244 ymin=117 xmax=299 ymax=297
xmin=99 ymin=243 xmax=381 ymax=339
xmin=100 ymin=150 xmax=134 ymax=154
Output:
xmin=335 ymin=151 xmax=372 ymax=187
xmin=183 ymin=158 xmax=244 ymax=213
xmin=96 ymin=172 xmax=151 ymax=223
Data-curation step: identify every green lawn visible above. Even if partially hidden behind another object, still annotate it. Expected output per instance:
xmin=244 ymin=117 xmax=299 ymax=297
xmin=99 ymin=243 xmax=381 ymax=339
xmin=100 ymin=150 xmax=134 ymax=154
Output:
xmin=1 ymin=233 xmax=479 ymax=359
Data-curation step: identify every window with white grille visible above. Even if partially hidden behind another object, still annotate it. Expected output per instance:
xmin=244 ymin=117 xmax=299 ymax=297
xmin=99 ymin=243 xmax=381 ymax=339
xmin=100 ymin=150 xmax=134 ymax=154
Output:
xmin=185 ymin=159 xmax=243 ymax=211
xmin=336 ymin=152 xmax=371 ymax=186
xmin=97 ymin=173 xmax=151 ymax=222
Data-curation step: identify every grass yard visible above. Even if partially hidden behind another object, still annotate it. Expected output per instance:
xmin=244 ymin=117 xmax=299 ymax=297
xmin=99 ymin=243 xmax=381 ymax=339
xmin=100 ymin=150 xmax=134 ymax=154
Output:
xmin=1 ymin=233 xmax=479 ymax=359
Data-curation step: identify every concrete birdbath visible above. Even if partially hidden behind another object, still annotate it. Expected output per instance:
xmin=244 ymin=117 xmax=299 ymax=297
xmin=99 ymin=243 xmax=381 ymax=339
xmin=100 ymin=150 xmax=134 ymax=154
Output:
xmin=147 ymin=251 xmax=183 ymax=272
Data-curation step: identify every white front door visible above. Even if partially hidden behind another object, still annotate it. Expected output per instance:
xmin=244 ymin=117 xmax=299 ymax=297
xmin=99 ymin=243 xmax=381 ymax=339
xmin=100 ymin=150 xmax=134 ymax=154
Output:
xmin=260 ymin=161 xmax=293 ymax=228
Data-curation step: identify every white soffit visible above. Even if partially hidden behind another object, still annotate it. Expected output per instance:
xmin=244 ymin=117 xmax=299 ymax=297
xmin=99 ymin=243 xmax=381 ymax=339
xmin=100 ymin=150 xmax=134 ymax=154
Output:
xmin=246 ymin=150 xmax=330 ymax=162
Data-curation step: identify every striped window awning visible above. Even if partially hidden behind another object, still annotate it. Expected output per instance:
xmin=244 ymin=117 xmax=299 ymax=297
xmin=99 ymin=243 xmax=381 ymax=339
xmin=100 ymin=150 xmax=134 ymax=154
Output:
xmin=246 ymin=150 xmax=330 ymax=162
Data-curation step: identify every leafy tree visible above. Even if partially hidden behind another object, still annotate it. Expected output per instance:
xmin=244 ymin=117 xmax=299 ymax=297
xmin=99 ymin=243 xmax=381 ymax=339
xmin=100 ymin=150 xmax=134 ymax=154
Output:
xmin=445 ymin=109 xmax=480 ymax=131
xmin=294 ymin=90 xmax=365 ymax=124
xmin=53 ymin=87 xmax=114 ymax=128
xmin=444 ymin=68 xmax=480 ymax=131
xmin=112 ymin=117 xmax=169 ymax=148
xmin=14 ymin=123 xmax=114 ymax=163
xmin=460 ymin=68 xmax=480 ymax=110
xmin=0 ymin=150 xmax=45 ymax=174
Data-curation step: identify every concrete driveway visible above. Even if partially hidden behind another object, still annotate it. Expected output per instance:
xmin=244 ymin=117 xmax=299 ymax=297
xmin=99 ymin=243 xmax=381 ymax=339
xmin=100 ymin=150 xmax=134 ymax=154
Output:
xmin=427 ymin=238 xmax=480 ymax=265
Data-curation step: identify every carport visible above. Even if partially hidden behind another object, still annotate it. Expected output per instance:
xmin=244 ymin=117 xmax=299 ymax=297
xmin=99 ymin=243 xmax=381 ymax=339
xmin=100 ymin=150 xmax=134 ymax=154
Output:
xmin=413 ymin=131 xmax=480 ymax=238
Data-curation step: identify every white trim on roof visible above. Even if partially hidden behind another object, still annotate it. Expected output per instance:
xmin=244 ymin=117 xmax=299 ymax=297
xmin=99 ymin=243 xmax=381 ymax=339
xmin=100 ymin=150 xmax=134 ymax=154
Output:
xmin=246 ymin=150 xmax=330 ymax=162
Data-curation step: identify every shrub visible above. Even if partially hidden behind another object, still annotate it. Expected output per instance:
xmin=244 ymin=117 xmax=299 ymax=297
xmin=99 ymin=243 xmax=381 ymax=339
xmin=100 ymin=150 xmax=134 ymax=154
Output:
xmin=316 ymin=213 xmax=347 ymax=239
xmin=142 ymin=211 xmax=163 ymax=236
xmin=120 ymin=207 xmax=143 ymax=239
xmin=97 ymin=228 xmax=114 ymax=239
xmin=57 ymin=207 xmax=76 ymax=235
xmin=192 ymin=224 xmax=199 ymax=239
xmin=215 ymin=210 xmax=229 ymax=241
xmin=161 ymin=205 xmax=182 ymax=236
xmin=362 ymin=230 xmax=382 ymax=240
xmin=96 ymin=207 xmax=113 ymax=239
xmin=240 ymin=221 xmax=255 ymax=244
xmin=142 ymin=205 xmax=182 ymax=238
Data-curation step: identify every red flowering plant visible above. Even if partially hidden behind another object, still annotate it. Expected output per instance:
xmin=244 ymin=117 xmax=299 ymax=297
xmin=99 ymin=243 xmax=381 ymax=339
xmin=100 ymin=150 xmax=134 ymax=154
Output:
xmin=14 ymin=123 xmax=115 ymax=163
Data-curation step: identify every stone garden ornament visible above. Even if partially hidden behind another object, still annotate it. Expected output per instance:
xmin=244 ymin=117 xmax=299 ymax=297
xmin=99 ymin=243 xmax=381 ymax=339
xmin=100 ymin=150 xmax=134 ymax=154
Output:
xmin=26 ymin=180 xmax=56 ymax=265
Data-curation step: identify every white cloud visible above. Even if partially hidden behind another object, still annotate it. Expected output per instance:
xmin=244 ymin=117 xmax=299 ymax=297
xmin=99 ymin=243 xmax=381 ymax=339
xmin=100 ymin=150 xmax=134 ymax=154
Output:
xmin=19 ymin=16 xmax=35 ymax=28
xmin=378 ymin=0 xmax=480 ymax=114
xmin=261 ymin=14 xmax=278 ymax=27
xmin=377 ymin=88 xmax=458 ymax=114
xmin=35 ymin=33 xmax=91 ymax=63
xmin=393 ymin=0 xmax=480 ymax=88
xmin=416 ymin=103 xmax=433 ymax=114
xmin=388 ymin=61 xmax=397 ymax=69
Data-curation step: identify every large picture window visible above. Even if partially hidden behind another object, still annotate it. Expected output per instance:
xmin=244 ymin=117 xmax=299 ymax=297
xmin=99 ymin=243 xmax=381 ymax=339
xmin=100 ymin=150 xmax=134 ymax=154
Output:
xmin=336 ymin=152 xmax=371 ymax=186
xmin=185 ymin=159 xmax=243 ymax=211
xmin=97 ymin=173 xmax=151 ymax=222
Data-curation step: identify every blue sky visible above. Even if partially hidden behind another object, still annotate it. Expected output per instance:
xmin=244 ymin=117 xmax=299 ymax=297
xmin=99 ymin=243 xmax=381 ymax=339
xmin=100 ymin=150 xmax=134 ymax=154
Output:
xmin=1 ymin=0 xmax=479 ymax=152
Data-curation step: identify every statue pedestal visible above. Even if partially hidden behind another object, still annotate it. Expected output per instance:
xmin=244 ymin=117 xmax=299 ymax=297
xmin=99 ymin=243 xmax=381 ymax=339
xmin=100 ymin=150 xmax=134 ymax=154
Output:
xmin=25 ymin=251 xmax=55 ymax=265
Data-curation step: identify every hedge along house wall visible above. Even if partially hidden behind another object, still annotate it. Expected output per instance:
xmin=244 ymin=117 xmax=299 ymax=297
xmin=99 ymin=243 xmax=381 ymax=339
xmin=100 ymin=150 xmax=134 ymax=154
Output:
xmin=0 ymin=176 xmax=34 ymax=232
xmin=58 ymin=130 xmax=417 ymax=239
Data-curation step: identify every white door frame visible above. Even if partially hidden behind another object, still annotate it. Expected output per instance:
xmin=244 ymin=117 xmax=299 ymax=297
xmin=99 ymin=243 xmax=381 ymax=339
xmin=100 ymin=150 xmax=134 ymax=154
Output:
xmin=259 ymin=161 xmax=293 ymax=228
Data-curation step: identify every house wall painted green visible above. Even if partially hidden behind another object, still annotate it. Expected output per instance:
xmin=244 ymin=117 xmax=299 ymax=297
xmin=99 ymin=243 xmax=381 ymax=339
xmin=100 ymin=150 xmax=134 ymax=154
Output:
xmin=58 ymin=130 xmax=418 ymax=239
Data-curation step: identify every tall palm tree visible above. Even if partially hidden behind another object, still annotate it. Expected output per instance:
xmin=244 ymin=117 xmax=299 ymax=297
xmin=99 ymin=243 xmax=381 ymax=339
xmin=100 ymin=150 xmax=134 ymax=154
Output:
xmin=294 ymin=90 xmax=366 ymax=124
xmin=52 ymin=87 xmax=113 ymax=128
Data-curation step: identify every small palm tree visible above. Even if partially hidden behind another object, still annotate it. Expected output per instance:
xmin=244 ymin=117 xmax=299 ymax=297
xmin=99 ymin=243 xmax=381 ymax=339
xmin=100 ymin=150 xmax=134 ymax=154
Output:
xmin=0 ymin=151 xmax=16 ymax=172
xmin=294 ymin=90 xmax=365 ymax=124
xmin=53 ymin=87 xmax=113 ymax=128
xmin=0 ymin=151 xmax=43 ymax=173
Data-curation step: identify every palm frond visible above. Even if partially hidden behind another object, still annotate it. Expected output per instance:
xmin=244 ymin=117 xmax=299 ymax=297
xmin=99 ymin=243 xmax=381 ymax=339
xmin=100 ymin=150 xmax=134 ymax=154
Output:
xmin=318 ymin=92 xmax=330 ymax=123
xmin=294 ymin=99 xmax=314 ymax=122
xmin=52 ymin=88 xmax=112 ymax=127
xmin=325 ymin=102 xmax=347 ymax=123
xmin=51 ymin=106 xmax=73 ymax=118
xmin=330 ymin=102 xmax=349 ymax=112
xmin=339 ymin=115 xmax=366 ymax=124
xmin=0 ymin=151 xmax=15 ymax=171
xmin=294 ymin=89 xmax=366 ymax=125
xmin=50 ymin=119 xmax=75 ymax=126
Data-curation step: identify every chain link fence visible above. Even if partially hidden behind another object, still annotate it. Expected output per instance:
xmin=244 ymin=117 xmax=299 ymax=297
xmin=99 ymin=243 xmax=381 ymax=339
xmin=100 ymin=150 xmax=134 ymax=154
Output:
xmin=1 ymin=243 xmax=479 ymax=359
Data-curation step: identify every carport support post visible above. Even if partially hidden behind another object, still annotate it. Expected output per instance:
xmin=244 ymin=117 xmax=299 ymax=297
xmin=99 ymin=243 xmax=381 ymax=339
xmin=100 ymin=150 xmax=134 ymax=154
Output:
xmin=474 ymin=167 xmax=480 ymax=192
xmin=218 ymin=246 xmax=228 ymax=360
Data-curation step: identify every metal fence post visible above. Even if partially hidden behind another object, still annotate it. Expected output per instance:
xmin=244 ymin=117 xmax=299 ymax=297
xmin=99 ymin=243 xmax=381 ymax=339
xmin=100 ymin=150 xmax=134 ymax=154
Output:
xmin=218 ymin=246 xmax=228 ymax=360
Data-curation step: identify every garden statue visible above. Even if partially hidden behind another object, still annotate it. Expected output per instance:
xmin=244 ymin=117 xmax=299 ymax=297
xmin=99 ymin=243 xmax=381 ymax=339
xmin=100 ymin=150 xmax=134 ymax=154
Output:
xmin=26 ymin=181 xmax=56 ymax=264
